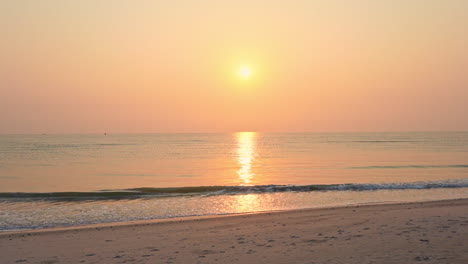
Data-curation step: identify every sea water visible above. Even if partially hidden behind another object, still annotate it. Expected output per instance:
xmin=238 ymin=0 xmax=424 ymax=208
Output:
xmin=0 ymin=132 xmax=467 ymax=230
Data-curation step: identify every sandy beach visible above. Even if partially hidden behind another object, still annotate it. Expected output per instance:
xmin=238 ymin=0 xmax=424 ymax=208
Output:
xmin=1 ymin=199 xmax=467 ymax=264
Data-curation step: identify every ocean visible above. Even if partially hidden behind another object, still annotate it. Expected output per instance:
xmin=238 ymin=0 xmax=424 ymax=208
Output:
xmin=1 ymin=132 xmax=467 ymax=231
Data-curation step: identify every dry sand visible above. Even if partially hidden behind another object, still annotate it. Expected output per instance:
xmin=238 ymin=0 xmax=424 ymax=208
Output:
xmin=1 ymin=199 xmax=467 ymax=264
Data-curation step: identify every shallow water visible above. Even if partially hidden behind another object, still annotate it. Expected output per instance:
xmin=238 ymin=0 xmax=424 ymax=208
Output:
xmin=2 ymin=188 xmax=467 ymax=231
xmin=1 ymin=132 xmax=467 ymax=230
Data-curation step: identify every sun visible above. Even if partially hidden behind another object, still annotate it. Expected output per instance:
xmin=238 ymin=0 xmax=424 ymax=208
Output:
xmin=238 ymin=66 xmax=252 ymax=79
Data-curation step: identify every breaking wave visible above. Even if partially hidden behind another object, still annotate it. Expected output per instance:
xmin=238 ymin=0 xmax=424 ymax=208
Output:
xmin=1 ymin=179 xmax=468 ymax=201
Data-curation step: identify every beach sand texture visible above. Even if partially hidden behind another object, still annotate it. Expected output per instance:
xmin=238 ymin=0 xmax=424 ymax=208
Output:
xmin=1 ymin=199 xmax=467 ymax=264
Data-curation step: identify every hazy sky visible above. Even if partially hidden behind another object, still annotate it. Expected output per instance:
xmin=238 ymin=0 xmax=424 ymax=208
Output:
xmin=1 ymin=0 xmax=467 ymax=133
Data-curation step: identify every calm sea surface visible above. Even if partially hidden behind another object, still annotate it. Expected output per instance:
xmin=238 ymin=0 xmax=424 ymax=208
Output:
xmin=1 ymin=132 xmax=467 ymax=230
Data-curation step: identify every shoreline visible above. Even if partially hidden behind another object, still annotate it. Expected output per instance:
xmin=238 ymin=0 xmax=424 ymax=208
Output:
xmin=0 ymin=197 xmax=466 ymax=235
xmin=1 ymin=198 xmax=467 ymax=263
xmin=1 ymin=197 xmax=467 ymax=236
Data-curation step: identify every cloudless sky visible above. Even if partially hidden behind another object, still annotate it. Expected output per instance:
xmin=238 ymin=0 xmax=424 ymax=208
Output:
xmin=1 ymin=0 xmax=467 ymax=133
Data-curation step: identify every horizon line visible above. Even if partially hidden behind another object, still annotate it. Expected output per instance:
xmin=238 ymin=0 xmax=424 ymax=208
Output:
xmin=1 ymin=130 xmax=468 ymax=135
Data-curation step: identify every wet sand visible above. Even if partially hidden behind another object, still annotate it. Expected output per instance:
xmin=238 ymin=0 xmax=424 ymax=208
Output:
xmin=1 ymin=199 xmax=467 ymax=264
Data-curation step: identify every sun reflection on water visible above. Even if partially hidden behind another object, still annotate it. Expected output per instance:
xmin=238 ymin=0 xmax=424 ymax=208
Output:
xmin=229 ymin=194 xmax=260 ymax=212
xmin=236 ymin=132 xmax=257 ymax=185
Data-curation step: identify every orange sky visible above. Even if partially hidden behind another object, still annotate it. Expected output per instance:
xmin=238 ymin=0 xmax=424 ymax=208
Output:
xmin=1 ymin=0 xmax=467 ymax=133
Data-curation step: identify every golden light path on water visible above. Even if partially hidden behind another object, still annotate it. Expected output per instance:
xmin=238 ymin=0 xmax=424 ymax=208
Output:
xmin=236 ymin=132 xmax=257 ymax=185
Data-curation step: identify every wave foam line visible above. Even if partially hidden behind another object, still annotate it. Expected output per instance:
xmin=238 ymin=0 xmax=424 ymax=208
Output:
xmin=1 ymin=179 xmax=468 ymax=200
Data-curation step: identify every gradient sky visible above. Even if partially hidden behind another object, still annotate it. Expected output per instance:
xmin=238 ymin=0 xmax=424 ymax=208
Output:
xmin=1 ymin=0 xmax=467 ymax=133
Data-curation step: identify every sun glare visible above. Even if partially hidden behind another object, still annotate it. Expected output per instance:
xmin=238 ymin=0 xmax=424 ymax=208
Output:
xmin=238 ymin=66 xmax=252 ymax=79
